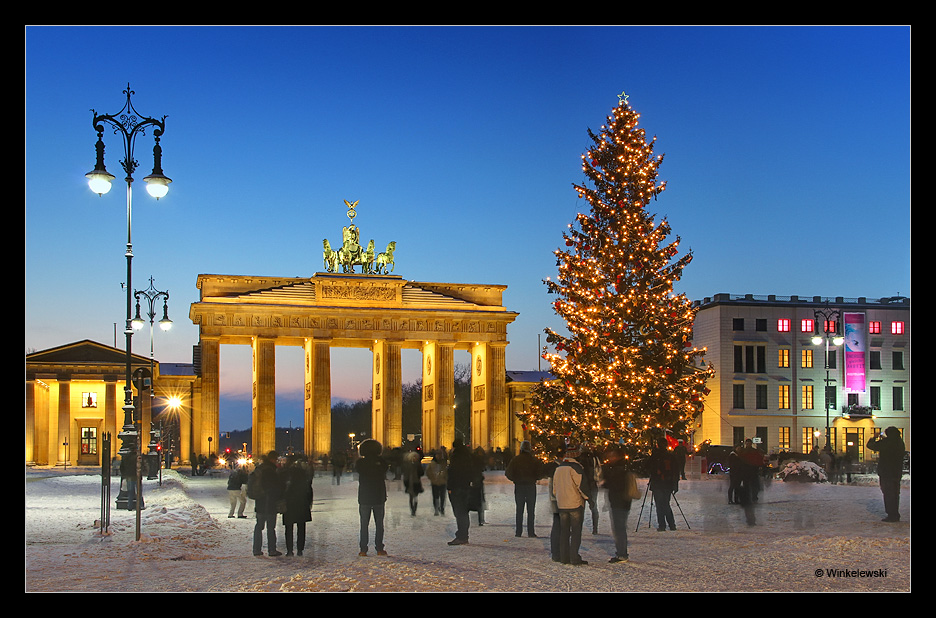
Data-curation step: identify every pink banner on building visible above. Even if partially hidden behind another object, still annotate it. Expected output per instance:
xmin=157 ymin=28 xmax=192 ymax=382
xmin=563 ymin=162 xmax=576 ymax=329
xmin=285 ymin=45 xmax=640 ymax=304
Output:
xmin=844 ymin=312 xmax=866 ymax=392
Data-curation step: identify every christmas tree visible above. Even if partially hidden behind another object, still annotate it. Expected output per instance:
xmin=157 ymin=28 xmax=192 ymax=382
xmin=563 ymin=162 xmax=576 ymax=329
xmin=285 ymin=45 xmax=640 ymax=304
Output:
xmin=520 ymin=93 xmax=714 ymax=458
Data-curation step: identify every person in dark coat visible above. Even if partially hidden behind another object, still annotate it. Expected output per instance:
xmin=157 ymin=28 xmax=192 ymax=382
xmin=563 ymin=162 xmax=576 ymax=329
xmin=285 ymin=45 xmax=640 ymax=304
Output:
xmin=332 ymin=450 xmax=347 ymax=485
xmin=355 ymin=439 xmax=389 ymax=556
xmin=867 ymin=427 xmax=906 ymax=522
xmin=252 ymin=450 xmax=285 ymax=557
xmin=602 ymin=447 xmax=633 ymax=562
xmin=426 ymin=450 xmax=448 ymax=516
xmin=469 ymin=449 xmax=487 ymax=525
xmin=402 ymin=450 xmax=424 ymax=516
xmin=505 ymin=440 xmax=543 ymax=537
xmin=648 ymin=438 xmax=678 ymax=531
xmin=674 ymin=440 xmax=689 ymax=480
xmin=737 ymin=439 xmax=764 ymax=504
xmin=446 ymin=439 xmax=480 ymax=545
xmin=281 ymin=455 xmax=313 ymax=556
xmin=727 ymin=447 xmax=742 ymax=504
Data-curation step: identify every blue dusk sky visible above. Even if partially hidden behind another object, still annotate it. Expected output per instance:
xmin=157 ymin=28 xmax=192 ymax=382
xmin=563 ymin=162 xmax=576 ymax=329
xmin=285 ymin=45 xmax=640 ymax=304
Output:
xmin=25 ymin=26 xmax=911 ymax=432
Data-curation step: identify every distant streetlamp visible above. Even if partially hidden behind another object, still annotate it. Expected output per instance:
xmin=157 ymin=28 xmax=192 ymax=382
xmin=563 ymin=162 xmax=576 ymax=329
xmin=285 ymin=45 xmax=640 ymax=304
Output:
xmin=133 ymin=276 xmax=171 ymax=484
xmin=811 ymin=306 xmax=845 ymax=451
xmin=86 ymin=84 xmax=170 ymax=532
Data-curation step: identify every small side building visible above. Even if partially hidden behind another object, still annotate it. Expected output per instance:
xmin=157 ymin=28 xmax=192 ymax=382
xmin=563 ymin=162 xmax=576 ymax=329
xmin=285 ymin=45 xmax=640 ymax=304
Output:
xmin=25 ymin=340 xmax=198 ymax=467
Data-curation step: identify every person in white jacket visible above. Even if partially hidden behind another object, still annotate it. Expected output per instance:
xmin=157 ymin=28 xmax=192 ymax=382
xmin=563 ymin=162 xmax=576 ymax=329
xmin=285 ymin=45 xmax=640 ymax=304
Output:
xmin=551 ymin=444 xmax=590 ymax=565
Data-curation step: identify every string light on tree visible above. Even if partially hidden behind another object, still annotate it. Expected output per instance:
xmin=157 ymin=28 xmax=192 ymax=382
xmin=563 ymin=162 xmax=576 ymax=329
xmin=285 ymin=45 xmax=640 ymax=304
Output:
xmin=518 ymin=92 xmax=715 ymax=458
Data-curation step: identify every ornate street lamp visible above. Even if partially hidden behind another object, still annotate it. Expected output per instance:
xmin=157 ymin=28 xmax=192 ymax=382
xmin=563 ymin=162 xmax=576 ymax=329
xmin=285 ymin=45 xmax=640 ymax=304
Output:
xmin=86 ymin=84 xmax=170 ymax=530
xmin=811 ymin=305 xmax=844 ymax=451
xmin=132 ymin=276 xmax=172 ymax=483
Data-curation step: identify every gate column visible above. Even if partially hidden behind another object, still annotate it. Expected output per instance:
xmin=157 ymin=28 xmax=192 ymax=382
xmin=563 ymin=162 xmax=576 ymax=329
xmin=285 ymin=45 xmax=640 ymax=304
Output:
xmin=305 ymin=339 xmax=332 ymax=458
xmin=372 ymin=340 xmax=402 ymax=448
xmin=487 ymin=342 xmax=508 ymax=450
xmin=198 ymin=337 xmax=220 ymax=458
xmin=422 ymin=341 xmax=454 ymax=452
xmin=471 ymin=342 xmax=508 ymax=450
xmin=252 ymin=336 xmax=276 ymax=456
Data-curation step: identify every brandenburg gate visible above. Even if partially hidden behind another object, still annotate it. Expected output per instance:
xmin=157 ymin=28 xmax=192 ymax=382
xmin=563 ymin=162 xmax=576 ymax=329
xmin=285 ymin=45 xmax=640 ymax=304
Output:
xmin=188 ymin=203 xmax=518 ymax=457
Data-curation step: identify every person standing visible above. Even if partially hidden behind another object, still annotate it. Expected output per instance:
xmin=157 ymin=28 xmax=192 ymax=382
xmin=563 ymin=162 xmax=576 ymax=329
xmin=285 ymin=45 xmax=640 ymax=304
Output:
xmin=648 ymin=438 xmax=678 ymax=531
xmin=227 ymin=464 xmax=249 ymax=518
xmin=426 ymin=450 xmax=448 ymax=516
xmin=727 ymin=446 xmax=742 ymax=504
xmin=738 ymin=438 xmax=764 ymax=504
xmin=281 ymin=455 xmax=313 ymax=556
xmin=355 ymin=439 xmax=389 ymax=556
xmin=867 ymin=427 xmax=905 ymax=522
xmin=544 ymin=446 xmax=565 ymax=562
xmin=332 ymin=449 xmax=347 ymax=485
xmin=446 ymin=439 xmax=479 ymax=545
xmin=674 ymin=440 xmax=689 ymax=481
xmin=402 ymin=450 xmax=424 ymax=516
xmin=581 ymin=446 xmax=602 ymax=535
xmin=602 ymin=447 xmax=634 ymax=563
xmin=505 ymin=440 xmax=543 ymax=538
xmin=552 ymin=444 xmax=589 ymax=565
xmin=252 ymin=451 xmax=284 ymax=557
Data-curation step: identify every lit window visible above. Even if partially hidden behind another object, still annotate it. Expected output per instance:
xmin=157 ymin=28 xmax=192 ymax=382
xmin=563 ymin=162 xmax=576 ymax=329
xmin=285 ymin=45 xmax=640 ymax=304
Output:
xmin=801 ymin=349 xmax=813 ymax=368
xmin=778 ymin=348 xmax=790 ymax=368
xmin=869 ymin=321 xmax=881 ymax=334
xmin=891 ymin=321 xmax=905 ymax=335
xmin=823 ymin=319 xmax=837 ymax=334
xmin=779 ymin=385 xmax=790 ymax=409
xmin=801 ymin=385 xmax=814 ymax=410
xmin=801 ymin=318 xmax=814 ymax=333
xmin=777 ymin=318 xmax=790 ymax=332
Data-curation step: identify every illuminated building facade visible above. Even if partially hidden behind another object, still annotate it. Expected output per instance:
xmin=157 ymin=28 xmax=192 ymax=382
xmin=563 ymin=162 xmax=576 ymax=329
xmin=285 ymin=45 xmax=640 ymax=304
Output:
xmin=690 ymin=293 xmax=910 ymax=460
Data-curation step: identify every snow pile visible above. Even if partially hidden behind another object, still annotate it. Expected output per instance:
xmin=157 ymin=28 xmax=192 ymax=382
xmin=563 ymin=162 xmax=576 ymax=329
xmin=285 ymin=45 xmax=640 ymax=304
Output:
xmin=26 ymin=466 xmax=910 ymax=592
xmin=779 ymin=460 xmax=829 ymax=483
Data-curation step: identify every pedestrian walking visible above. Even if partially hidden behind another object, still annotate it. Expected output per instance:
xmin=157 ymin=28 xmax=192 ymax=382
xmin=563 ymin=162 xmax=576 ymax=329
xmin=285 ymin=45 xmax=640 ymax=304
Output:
xmin=505 ymin=440 xmax=543 ymax=537
xmin=602 ymin=447 xmax=636 ymax=563
xmin=426 ymin=450 xmax=448 ymax=516
xmin=355 ymin=439 xmax=389 ymax=556
xmin=581 ymin=446 xmax=602 ymax=534
xmin=403 ymin=449 xmax=424 ymax=516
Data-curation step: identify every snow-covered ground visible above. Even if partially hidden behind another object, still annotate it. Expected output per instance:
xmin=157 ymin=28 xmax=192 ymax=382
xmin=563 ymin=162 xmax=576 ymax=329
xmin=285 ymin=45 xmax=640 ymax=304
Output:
xmin=25 ymin=465 xmax=910 ymax=592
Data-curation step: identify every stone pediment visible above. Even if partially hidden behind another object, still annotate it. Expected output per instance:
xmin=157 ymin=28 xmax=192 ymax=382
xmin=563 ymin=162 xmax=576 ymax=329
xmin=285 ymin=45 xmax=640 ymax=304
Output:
xmin=26 ymin=339 xmax=153 ymax=380
xmin=26 ymin=339 xmax=150 ymax=366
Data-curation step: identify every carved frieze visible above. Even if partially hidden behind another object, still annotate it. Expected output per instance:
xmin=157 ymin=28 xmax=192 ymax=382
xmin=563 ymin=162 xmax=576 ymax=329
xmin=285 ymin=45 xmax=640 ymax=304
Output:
xmin=320 ymin=284 xmax=396 ymax=302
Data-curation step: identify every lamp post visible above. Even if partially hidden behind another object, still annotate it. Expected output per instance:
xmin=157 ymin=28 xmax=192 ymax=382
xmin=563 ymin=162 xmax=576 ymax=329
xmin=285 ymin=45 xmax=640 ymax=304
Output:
xmin=86 ymin=84 xmax=170 ymax=523
xmin=811 ymin=306 xmax=845 ymax=451
xmin=132 ymin=276 xmax=172 ymax=483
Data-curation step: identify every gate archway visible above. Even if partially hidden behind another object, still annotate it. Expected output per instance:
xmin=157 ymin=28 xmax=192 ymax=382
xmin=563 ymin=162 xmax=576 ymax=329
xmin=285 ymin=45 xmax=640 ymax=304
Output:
xmin=189 ymin=272 xmax=518 ymax=458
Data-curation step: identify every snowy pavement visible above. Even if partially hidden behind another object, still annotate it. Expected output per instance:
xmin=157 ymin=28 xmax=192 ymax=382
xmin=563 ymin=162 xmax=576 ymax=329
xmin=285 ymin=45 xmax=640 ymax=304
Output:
xmin=25 ymin=466 xmax=910 ymax=592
